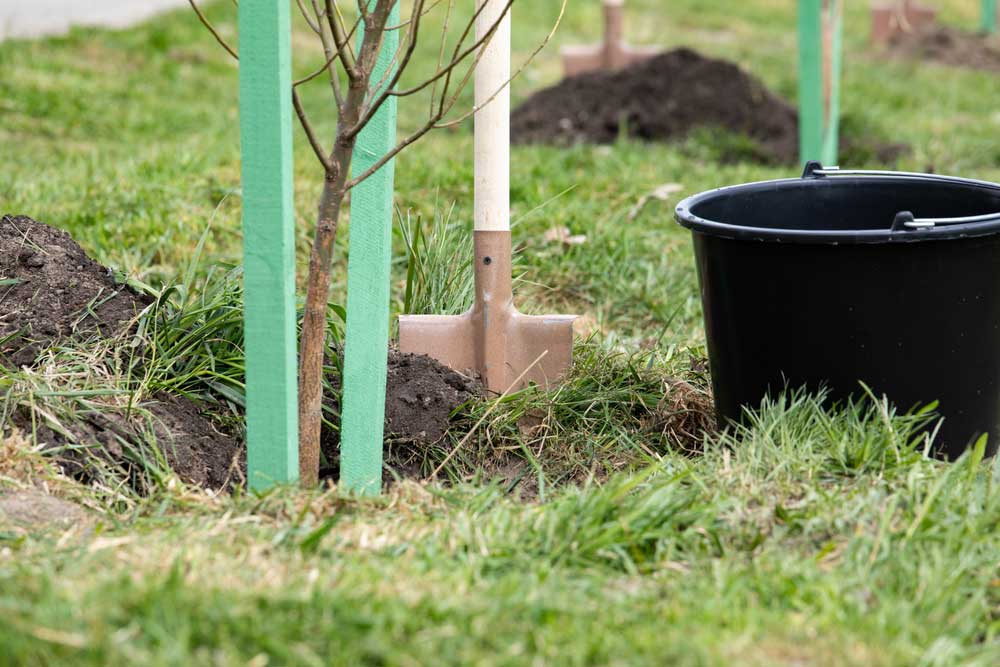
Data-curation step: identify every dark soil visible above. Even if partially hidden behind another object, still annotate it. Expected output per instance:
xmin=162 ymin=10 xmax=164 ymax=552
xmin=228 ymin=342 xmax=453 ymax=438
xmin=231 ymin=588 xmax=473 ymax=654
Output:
xmin=886 ymin=25 xmax=1000 ymax=72
xmin=11 ymin=393 xmax=245 ymax=492
xmin=511 ymin=48 xmax=907 ymax=165
xmin=3 ymin=215 xmax=479 ymax=490
xmin=0 ymin=214 xmax=151 ymax=367
xmin=2 ymin=214 xmax=243 ymax=491
xmin=320 ymin=352 xmax=480 ymax=480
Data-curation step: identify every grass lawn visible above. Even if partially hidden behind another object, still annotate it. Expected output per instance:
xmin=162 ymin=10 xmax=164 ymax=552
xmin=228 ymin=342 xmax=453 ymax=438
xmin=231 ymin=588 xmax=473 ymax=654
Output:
xmin=2 ymin=0 xmax=1000 ymax=665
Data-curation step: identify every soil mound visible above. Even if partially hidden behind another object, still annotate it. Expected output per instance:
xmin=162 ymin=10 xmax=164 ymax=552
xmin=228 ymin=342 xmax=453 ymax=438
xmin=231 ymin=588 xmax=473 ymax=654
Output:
xmin=11 ymin=391 xmax=245 ymax=492
xmin=3 ymin=215 xmax=242 ymax=491
xmin=3 ymin=216 xmax=477 ymax=490
xmin=511 ymin=48 xmax=905 ymax=165
xmin=321 ymin=352 xmax=479 ymax=479
xmin=512 ymin=48 xmax=797 ymax=162
xmin=0 ymin=214 xmax=151 ymax=367
xmin=886 ymin=25 xmax=1000 ymax=72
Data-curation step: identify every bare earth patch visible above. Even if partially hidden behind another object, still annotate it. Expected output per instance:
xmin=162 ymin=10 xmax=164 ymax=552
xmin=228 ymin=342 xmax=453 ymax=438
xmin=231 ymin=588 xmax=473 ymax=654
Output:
xmin=886 ymin=25 xmax=1000 ymax=72
xmin=0 ymin=489 xmax=89 ymax=531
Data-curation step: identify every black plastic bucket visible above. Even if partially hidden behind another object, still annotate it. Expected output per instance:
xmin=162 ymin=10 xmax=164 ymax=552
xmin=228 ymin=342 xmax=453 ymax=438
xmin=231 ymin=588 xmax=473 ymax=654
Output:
xmin=675 ymin=163 xmax=1000 ymax=459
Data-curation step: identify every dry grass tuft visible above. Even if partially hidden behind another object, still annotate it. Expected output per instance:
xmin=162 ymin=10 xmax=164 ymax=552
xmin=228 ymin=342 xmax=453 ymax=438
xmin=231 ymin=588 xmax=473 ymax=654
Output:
xmin=642 ymin=379 xmax=717 ymax=455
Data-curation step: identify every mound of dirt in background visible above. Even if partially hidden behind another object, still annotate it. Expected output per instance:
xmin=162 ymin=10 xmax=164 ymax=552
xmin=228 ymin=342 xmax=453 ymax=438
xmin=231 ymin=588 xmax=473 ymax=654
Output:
xmin=886 ymin=25 xmax=1000 ymax=72
xmin=512 ymin=48 xmax=907 ymax=165
xmin=0 ymin=214 xmax=151 ymax=368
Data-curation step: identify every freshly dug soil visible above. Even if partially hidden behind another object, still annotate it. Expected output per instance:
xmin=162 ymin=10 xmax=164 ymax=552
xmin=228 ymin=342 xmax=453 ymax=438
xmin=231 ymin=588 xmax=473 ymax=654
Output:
xmin=321 ymin=352 xmax=480 ymax=479
xmin=12 ymin=394 xmax=245 ymax=492
xmin=3 ymin=215 xmax=478 ymax=490
xmin=0 ymin=214 xmax=151 ymax=367
xmin=886 ymin=25 xmax=1000 ymax=72
xmin=511 ymin=48 xmax=906 ymax=165
xmin=2 ymin=214 xmax=243 ymax=490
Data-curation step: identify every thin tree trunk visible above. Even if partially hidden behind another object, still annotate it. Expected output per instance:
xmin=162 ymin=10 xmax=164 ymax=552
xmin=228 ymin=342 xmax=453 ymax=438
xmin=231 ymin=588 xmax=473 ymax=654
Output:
xmin=297 ymin=168 xmax=347 ymax=485
xmin=298 ymin=84 xmax=367 ymax=486
xmin=297 ymin=2 xmax=416 ymax=485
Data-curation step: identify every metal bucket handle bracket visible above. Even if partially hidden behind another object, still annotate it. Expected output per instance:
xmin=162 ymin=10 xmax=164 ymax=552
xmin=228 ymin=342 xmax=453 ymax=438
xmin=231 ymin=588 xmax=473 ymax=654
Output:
xmin=802 ymin=161 xmax=1000 ymax=231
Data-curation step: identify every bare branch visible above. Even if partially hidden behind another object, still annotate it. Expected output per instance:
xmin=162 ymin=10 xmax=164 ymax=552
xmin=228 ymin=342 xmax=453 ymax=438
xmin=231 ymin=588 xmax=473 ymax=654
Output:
xmin=309 ymin=0 xmax=348 ymax=108
xmin=292 ymin=89 xmax=334 ymax=171
xmin=326 ymin=0 xmax=359 ymax=79
xmin=345 ymin=115 xmax=437 ymax=190
xmin=294 ymin=52 xmax=339 ymax=88
xmin=385 ymin=0 xmax=444 ymax=31
xmin=385 ymin=0 xmax=500 ymax=99
xmin=357 ymin=0 xmax=426 ymax=120
xmin=347 ymin=0 xmax=566 ymax=187
xmin=296 ymin=0 xmax=322 ymax=34
xmin=188 ymin=0 xmax=238 ymax=60
xmin=345 ymin=0 xmax=502 ymax=140
xmin=436 ymin=0 xmax=567 ymax=128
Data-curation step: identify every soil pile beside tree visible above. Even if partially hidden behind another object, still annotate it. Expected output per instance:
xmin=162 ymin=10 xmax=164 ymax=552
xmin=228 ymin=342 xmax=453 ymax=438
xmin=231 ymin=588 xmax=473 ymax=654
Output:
xmin=11 ymin=394 xmax=245 ymax=492
xmin=2 ymin=214 xmax=244 ymax=491
xmin=511 ymin=48 xmax=904 ymax=164
xmin=2 ymin=215 xmax=481 ymax=491
xmin=0 ymin=214 xmax=150 ymax=367
xmin=321 ymin=352 xmax=479 ymax=480
xmin=886 ymin=25 xmax=1000 ymax=72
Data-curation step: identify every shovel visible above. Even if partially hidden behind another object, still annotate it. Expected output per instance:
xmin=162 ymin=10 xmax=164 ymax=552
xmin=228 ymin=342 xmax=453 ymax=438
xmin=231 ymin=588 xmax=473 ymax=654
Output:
xmin=399 ymin=0 xmax=576 ymax=393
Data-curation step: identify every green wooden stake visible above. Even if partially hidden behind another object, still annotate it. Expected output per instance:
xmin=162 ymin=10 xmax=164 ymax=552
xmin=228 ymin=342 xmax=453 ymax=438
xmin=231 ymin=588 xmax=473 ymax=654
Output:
xmin=340 ymin=1 xmax=400 ymax=496
xmin=984 ymin=0 xmax=997 ymax=34
xmin=238 ymin=0 xmax=299 ymax=490
xmin=820 ymin=1 xmax=842 ymax=166
xmin=798 ymin=0 xmax=841 ymax=166
xmin=798 ymin=0 xmax=822 ymax=165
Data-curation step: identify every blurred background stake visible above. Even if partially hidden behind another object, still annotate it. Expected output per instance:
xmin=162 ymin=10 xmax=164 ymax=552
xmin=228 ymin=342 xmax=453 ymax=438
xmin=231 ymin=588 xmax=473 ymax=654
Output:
xmin=983 ymin=0 xmax=998 ymax=35
xmin=798 ymin=0 xmax=842 ymax=166
xmin=561 ymin=0 xmax=658 ymax=76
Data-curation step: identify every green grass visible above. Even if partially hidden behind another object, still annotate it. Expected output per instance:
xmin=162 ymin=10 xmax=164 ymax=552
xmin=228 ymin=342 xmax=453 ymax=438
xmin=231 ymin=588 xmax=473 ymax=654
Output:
xmin=3 ymin=0 xmax=1000 ymax=665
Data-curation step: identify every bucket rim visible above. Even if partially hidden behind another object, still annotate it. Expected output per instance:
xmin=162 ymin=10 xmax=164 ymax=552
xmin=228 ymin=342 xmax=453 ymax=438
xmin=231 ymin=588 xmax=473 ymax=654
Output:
xmin=674 ymin=169 xmax=1000 ymax=244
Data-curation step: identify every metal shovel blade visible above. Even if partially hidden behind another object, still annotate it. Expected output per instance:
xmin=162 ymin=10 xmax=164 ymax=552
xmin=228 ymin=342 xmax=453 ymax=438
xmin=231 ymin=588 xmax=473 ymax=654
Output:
xmin=398 ymin=231 xmax=575 ymax=393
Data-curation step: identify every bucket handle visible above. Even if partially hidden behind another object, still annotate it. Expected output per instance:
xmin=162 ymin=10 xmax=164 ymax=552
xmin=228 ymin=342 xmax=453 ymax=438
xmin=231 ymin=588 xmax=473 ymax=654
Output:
xmin=803 ymin=162 xmax=1000 ymax=231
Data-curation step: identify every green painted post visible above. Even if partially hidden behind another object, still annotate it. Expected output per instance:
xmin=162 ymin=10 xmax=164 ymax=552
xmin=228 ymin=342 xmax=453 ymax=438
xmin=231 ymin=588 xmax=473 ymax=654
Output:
xmin=798 ymin=0 xmax=841 ymax=166
xmin=798 ymin=0 xmax=823 ymax=165
xmin=238 ymin=0 xmax=299 ymax=489
xmin=983 ymin=0 xmax=997 ymax=34
xmin=340 ymin=1 xmax=400 ymax=496
xmin=820 ymin=1 xmax=842 ymax=166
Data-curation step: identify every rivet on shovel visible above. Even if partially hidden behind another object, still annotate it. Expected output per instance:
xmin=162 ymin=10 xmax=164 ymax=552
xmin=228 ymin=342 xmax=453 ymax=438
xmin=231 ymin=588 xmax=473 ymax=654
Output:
xmin=399 ymin=0 xmax=576 ymax=394
xmin=560 ymin=0 xmax=659 ymax=77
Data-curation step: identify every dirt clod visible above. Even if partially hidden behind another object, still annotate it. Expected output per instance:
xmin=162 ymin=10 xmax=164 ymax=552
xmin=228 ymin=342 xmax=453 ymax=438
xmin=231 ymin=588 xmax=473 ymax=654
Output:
xmin=0 ymin=489 xmax=89 ymax=530
xmin=512 ymin=48 xmax=905 ymax=165
xmin=642 ymin=379 xmax=716 ymax=455
xmin=321 ymin=351 xmax=479 ymax=479
xmin=886 ymin=25 xmax=1000 ymax=72
xmin=0 ymin=215 xmax=150 ymax=368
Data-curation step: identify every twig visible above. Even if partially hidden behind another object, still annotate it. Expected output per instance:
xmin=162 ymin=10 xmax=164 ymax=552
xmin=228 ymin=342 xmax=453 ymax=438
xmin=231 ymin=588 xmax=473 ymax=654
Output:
xmin=292 ymin=89 xmax=333 ymax=171
xmin=325 ymin=0 xmax=359 ymax=79
xmin=188 ymin=0 xmax=238 ymax=60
